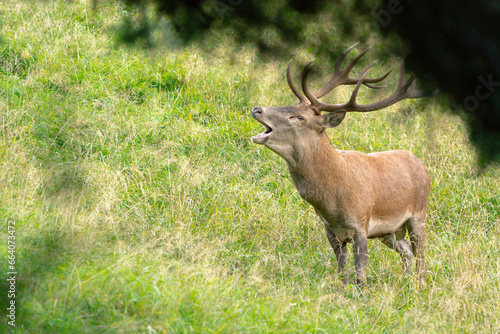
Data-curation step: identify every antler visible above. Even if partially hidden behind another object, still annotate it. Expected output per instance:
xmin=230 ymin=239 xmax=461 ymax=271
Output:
xmin=313 ymin=42 xmax=392 ymax=98
xmin=288 ymin=43 xmax=428 ymax=115
xmin=287 ymin=60 xmax=308 ymax=104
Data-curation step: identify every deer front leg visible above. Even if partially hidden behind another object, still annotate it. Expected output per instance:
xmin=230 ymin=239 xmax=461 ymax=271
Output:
xmin=353 ymin=230 xmax=368 ymax=286
xmin=325 ymin=227 xmax=348 ymax=285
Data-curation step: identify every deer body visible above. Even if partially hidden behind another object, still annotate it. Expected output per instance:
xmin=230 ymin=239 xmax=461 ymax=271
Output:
xmin=251 ymin=44 xmax=431 ymax=285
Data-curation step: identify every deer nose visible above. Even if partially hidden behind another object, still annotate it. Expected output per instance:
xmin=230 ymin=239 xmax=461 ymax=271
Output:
xmin=252 ymin=107 xmax=263 ymax=118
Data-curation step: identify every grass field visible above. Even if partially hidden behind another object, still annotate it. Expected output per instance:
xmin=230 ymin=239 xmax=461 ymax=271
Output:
xmin=0 ymin=1 xmax=499 ymax=333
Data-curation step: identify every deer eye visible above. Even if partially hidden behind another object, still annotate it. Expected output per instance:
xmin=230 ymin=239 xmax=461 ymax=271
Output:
xmin=297 ymin=116 xmax=304 ymax=121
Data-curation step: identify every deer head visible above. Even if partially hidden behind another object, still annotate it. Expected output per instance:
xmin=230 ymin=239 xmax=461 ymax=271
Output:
xmin=251 ymin=43 xmax=427 ymax=164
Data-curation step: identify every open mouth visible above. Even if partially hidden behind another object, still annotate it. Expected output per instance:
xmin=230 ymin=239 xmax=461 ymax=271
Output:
xmin=251 ymin=123 xmax=273 ymax=144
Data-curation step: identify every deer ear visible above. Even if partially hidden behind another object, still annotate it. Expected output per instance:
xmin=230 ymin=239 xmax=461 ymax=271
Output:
xmin=322 ymin=111 xmax=346 ymax=128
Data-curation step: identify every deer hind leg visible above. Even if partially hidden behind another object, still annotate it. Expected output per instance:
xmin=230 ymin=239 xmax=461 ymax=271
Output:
xmin=325 ymin=227 xmax=348 ymax=285
xmin=407 ymin=215 xmax=427 ymax=281
xmin=353 ymin=230 xmax=368 ymax=286
xmin=380 ymin=232 xmax=414 ymax=275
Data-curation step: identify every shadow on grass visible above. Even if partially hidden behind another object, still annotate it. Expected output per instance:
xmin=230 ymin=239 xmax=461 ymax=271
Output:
xmin=0 ymin=214 xmax=70 ymax=330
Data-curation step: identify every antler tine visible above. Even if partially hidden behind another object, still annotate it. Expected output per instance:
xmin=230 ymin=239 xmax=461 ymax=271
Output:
xmin=395 ymin=61 xmax=426 ymax=97
xmin=287 ymin=59 xmax=309 ymax=105
xmin=394 ymin=61 xmax=437 ymax=99
xmin=334 ymin=42 xmax=360 ymax=73
xmin=305 ymin=59 xmax=430 ymax=113
xmin=306 ymin=61 xmax=377 ymax=113
xmin=363 ymin=68 xmax=393 ymax=89
xmin=314 ymin=44 xmax=367 ymax=99
xmin=344 ymin=61 xmax=378 ymax=109
xmin=342 ymin=47 xmax=371 ymax=77
xmin=295 ymin=46 xmax=431 ymax=115
xmin=314 ymin=44 xmax=391 ymax=99
xmin=300 ymin=60 xmax=373 ymax=113
xmin=397 ymin=60 xmax=407 ymax=87
xmin=301 ymin=60 xmax=322 ymax=114
xmin=332 ymin=60 xmax=429 ymax=113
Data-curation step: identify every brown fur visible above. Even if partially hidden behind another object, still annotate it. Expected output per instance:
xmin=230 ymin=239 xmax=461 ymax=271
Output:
xmin=252 ymin=104 xmax=430 ymax=285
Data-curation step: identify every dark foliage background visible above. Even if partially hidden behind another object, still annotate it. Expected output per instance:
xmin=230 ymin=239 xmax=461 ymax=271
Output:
xmin=378 ymin=0 xmax=500 ymax=167
xmin=106 ymin=0 xmax=500 ymax=166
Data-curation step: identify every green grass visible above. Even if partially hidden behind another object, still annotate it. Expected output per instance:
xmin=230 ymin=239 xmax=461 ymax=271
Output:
xmin=0 ymin=1 xmax=499 ymax=333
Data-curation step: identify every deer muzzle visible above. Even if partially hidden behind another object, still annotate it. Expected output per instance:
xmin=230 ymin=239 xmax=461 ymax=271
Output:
xmin=251 ymin=107 xmax=273 ymax=144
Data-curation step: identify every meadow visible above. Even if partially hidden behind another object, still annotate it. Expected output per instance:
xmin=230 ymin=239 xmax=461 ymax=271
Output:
xmin=0 ymin=1 xmax=499 ymax=333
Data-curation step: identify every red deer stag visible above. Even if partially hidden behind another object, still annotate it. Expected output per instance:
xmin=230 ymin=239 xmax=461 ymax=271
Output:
xmin=251 ymin=44 xmax=431 ymax=285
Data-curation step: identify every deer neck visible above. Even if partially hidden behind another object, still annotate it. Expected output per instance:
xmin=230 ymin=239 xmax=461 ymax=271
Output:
xmin=285 ymin=132 xmax=345 ymax=204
